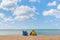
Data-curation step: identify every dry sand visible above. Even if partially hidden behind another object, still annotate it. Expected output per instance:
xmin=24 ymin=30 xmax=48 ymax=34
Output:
xmin=0 ymin=36 xmax=18 ymax=40
xmin=18 ymin=36 xmax=60 ymax=40
xmin=0 ymin=36 xmax=60 ymax=40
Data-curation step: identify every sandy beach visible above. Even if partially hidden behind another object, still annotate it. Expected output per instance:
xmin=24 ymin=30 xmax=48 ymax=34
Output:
xmin=0 ymin=36 xmax=60 ymax=40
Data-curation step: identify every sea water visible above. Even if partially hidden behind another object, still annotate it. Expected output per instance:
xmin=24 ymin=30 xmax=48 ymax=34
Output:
xmin=0 ymin=29 xmax=60 ymax=36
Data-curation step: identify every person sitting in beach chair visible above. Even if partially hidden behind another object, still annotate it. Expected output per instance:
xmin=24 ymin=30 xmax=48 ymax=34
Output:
xmin=23 ymin=31 xmax=28 ymax=36
xmin=30 ymin=30 xmax=37 ymax=36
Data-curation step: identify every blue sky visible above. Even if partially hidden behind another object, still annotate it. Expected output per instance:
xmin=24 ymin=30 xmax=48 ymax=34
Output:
xmin=0 ymin=0 xmax=60 ymax=29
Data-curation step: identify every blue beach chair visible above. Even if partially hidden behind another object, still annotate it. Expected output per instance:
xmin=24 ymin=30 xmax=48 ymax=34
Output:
xmin=23 ymin=31 xmax=28 ymax=36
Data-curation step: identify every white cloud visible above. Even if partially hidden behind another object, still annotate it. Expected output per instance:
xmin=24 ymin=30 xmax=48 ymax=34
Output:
xmin=3 ymin=17 xmax=14 ymax=22
xmin=48 ymin=1 xmax=56 ymax=6
xmin=0 ymin=5 xmax=38 ymax=22
xmin=15 ymin=16 xmax=30 ymax=21
xmin=0 ymin=13 xmax=5 ymax=18
xmin=29 ymin=0 xmax=40 ymax=3
xmin=57 ymin=4 xmax=60 ymax=10
xmin=43 ymin=9 xmax=57 ymax=16
xmin=14 ymin=6 xmax=37 ymax=21
xmin=43 ymin=9 xmax=60 ymax=18
xmin=0 ymin=0 xmax=21 ymax=11
xmin=0 ymin=0 xmax=38 ymax=21
xmin=43 ymin=1 xmax=60 ymax=18
xmin=0 ymin=13 xmax=14 ymax=22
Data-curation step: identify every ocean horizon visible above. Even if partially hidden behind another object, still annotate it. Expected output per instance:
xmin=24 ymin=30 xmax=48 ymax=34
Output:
xmin=0 ymin=29 xmax=60 ymax=36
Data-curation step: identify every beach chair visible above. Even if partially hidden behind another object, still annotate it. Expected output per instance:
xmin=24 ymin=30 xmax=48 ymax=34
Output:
xmin=23 ymin=31 xmax=28 ymax=36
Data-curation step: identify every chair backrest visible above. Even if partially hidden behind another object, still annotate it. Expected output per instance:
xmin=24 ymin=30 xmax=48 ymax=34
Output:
xmin=23 ymin=31 xmax=28 ymax=36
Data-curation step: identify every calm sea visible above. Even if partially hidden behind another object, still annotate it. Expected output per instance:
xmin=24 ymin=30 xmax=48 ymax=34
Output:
xmin=0 ymin=29 xmax=60 ymax=36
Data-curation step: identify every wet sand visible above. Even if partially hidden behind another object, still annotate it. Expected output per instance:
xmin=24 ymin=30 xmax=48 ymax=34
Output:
xmin=0 ymin=36 xmax=60 ymax=40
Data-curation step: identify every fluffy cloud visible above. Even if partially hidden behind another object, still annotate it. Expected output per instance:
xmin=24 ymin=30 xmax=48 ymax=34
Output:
xmin=3 ymin=17 xmax=14 ymax=22
xmin=0 ymin=13 xmax=14 ymax=22
xmin=0 ymin=0 xmax=21 ymax=11
xmin=0 ymin=13 xmax=5 ymax=18
xmin=14 ymin=6 xmax=37 ymax=21
xmin=43 ymin=1 xmax=60 ymax=18
xmin=0 ymin=0 xmax=38 ymax=21
xmin=57 ymin=4 xmax=60 ymax=10
xmin=48 ymin=1 xmax=56 ymax=6
xmin=43 ymin=9 xmax=57 ymax=16
xmin=29 ymin=0 xmax=40 ymax=3
xmin=0 ymin=5 xmax=38 ymax=22
xmin=43 ymin=9 xmax=60 ymax=18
